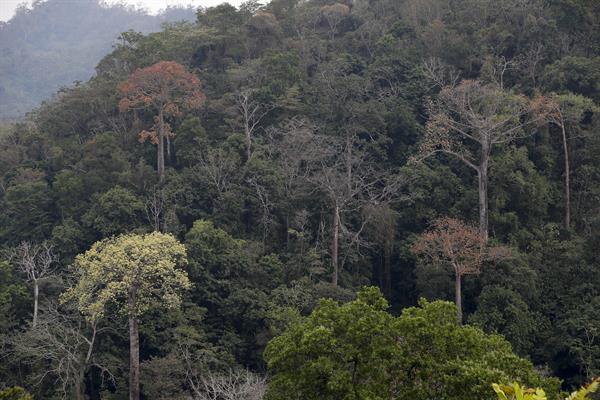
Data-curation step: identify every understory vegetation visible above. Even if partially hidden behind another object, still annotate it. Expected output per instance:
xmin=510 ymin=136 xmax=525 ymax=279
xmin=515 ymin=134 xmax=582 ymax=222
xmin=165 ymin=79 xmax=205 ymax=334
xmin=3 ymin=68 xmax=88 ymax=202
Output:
xmin=1 ymin=0 xmax=600 ymax=398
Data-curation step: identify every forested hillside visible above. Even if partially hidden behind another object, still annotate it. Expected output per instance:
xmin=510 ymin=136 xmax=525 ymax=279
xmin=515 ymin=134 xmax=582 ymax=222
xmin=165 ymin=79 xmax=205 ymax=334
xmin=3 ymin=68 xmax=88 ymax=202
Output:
xmin=1 ymin=0 xmax=600 ymax=399
xmin=0 ymin=0 xmax=196 ymax=120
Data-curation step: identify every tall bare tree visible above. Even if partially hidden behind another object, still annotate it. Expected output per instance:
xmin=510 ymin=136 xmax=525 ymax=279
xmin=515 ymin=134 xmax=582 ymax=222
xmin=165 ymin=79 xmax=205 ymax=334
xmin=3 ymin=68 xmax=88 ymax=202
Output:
xmin=233 ymin=90 xmax=274 ymax=163
xmin=311 ymin=134 xmax=403 ymax=286
xmin=266 ymin=117 xmax=328 ymax=247
xmin=8 ymin=241 xmax=57 ymax=328
xmin=532 ymin=93 xmax=596 ymax=229
xmin=414 ymin=80 xmax=532 ymax=241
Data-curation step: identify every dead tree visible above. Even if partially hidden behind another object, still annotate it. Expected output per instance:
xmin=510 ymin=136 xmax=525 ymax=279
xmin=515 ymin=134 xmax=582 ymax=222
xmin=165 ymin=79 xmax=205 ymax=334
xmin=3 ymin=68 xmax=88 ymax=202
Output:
xmin=266 ymin=117 xmax=327 ymax=247
xmin=247 ymin=176 xmax=276 ymax=248
xmin=145 ymin=186 xmax=166 ymax=232
xmin=194 ymin=147 xmax=241 ymax=217
xmin=233 ymin=90 xmax=275 ymax=163
xmin=421 ymin=57 xmax=461 ymax=89
xmin=310 ymin=134 xmax=404 ymax=286
xmin=7 ymin=303 xmax=112 ymax=400
xmin=191 ymin=370 xmax=266 ymax=400
xmin=9 ymin=241 xmax=57 ymax=328
xmin=181 ymin=347 xmax=266 ymax=400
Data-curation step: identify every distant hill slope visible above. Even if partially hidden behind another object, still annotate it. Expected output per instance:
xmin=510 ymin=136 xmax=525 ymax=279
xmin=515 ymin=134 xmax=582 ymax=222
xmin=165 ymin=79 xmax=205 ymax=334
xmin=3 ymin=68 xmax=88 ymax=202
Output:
xmin=0 ymin=0 xmax=196 ymax=121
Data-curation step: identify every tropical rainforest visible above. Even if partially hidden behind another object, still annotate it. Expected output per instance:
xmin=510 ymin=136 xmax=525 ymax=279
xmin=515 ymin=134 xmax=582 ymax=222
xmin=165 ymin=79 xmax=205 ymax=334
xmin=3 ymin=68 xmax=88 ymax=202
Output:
xmin=0 ymin=0 xmax=600 ymax=399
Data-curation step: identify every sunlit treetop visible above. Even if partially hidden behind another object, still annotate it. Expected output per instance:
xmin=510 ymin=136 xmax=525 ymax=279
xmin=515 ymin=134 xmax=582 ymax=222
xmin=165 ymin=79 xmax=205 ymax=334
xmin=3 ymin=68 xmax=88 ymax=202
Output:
xmin=61 ymin=231 xmax=190 ymax=321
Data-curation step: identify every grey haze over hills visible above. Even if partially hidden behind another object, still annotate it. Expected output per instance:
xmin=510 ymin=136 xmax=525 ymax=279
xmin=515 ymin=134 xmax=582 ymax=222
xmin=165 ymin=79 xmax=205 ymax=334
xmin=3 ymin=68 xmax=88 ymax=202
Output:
xmin=0 ymin=0 xmax=197 ymax=121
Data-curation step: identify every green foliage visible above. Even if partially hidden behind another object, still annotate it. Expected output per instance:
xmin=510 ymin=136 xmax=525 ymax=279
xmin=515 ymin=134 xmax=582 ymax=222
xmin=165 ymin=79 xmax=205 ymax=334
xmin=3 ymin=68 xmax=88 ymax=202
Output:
xmin=544 ymin=57 xmax=600 ymax=101
xmin=0 ymin=262 xmax=29 ymax=334
xmin=264 ymin=286 xmax=398 ymax=400
xmin=82 ymin=186 xmax=146 ymax=237
xmin=470 ymin=286 xmax=538 ymax=355
xmin=265 ymin=288 xmax=559 ymax=400
xmin=0 ymin=180 xmax=54 ymax=244
xmin=0 ymin=0 xmax=196 ymax=120
xmin=1 ymin=0 xmax=600 ymax=396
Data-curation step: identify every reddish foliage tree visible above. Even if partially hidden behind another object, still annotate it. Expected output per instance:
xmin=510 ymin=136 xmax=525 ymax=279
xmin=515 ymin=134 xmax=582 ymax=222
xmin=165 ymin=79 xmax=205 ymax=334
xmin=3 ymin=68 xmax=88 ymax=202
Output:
xmin=118 ymin=61 xmax=205 ymax=181
xmin=412 ymin=217 xmax=510 ymax=323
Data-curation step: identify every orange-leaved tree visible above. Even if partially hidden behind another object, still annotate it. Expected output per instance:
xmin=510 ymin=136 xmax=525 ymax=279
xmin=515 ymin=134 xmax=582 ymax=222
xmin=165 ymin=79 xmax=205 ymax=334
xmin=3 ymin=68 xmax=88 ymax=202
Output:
xmin=118 ymin=61 xmax=205 ymax=182
xmin=412 ymin=217 xmax=510 ymax=323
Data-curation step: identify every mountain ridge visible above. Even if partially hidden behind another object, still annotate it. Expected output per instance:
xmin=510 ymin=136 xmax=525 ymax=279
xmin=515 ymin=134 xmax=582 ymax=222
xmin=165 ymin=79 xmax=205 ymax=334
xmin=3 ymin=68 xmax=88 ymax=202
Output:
xmin=0 ymin=0 xmax=196 ymax=121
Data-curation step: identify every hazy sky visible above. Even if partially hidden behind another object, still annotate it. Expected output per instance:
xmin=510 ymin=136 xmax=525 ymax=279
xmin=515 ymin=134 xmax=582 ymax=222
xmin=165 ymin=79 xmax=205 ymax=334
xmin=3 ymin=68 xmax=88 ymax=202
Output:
xmin=0 ymin=0 xmax=245 ymax=22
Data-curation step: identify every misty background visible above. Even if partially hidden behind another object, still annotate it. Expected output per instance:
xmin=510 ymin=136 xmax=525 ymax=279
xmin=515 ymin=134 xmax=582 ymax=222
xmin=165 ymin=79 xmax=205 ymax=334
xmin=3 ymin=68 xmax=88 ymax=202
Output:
xmin=0 ymin=0 xmax=243 ymax=121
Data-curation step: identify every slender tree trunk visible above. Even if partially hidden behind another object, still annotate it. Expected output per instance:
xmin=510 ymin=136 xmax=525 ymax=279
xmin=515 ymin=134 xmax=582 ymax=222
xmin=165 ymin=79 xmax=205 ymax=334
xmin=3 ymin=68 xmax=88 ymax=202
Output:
xmin=345 ymin=135 xmax=352 ymax=196
xmin=332 ymin=204 xmax=340 ymax=287
xmin=384 ymin=242 xmax=392 ymax=298
xmin=166 ymin=134 xmax=172 ymax=163
xmin=75 ymin=369 xmax=85 ymax=400
xmin=246 ymin=126 xmax=252 ymax=163
xmin=75 ymin=324 xmax=96 ymax=400
xmin=377 ymin=253 xmax=384 ymax=294
xmin=244 ymin=97 xmax=251 ymax=163
xmin=157 ymin=109 xmax=165 ymax=182
xmin=478 ymin=144 xmax=490 ymax=242
xmin=285 ymin=213 xmax=290 ymax=249
xmin=455 ymin=273 xmax=462 ymax=324
xmin=560 ymin=121 xmax=571 ymax=229
xmin=33 ymin=280 xmax=39 ymax=328
xmin=128 ymin=290 xmax=140 ymax=400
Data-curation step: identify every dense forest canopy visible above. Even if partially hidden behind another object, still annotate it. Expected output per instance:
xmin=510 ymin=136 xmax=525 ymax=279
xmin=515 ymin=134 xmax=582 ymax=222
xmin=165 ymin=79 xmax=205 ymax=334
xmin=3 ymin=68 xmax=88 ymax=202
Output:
xmin=1 ymin=0 xmax=600 ymax=399
xmin=0 ymin=0 xmax=196 ymax=121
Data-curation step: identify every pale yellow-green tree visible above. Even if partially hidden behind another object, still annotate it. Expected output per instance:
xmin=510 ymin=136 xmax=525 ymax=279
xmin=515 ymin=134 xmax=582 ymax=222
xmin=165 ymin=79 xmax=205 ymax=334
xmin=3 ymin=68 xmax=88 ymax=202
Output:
xmin=61 ymin=232 xmax=190 ymax=400
xmin=493 ymin=377 xmax=599 ymax=400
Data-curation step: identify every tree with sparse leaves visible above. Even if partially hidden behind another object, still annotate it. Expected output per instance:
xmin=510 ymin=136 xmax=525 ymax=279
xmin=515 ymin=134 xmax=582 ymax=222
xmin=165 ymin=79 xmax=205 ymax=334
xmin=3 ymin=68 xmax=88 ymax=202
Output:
xmin=412 ymin=217 xmax=510 ymax=323
xmin=7 ymin=241 xmax=57 ymax=328
xmin=415 ymin=81 xmax=533 ymax=241
xmin=532 ymin=93 xmax=596 ymax=229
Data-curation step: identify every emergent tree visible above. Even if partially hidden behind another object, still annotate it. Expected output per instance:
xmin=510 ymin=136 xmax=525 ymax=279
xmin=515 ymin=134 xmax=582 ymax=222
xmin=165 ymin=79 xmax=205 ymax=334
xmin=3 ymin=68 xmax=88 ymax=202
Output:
xmin=118 ymin=61 xmax=205 ymax=182
xmin=532 ymin=93 xmax=596 ymax=229
xmin=415 ymin=80 xmax=532 ymax=241
xmin=61 ymin=232 xmax=190 ymax=400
